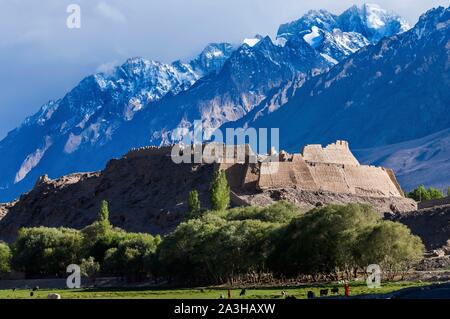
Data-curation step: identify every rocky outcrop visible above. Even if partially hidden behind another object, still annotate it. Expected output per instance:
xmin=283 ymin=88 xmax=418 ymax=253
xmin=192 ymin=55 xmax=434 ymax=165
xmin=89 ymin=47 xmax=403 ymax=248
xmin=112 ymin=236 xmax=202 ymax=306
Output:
xmin=390 ymin=205 xmax=450 ymax=251
xmin=0 ymin=150 xmax=215 ymax=242
xmin=237 ymin=188 xmax=416 ymax=214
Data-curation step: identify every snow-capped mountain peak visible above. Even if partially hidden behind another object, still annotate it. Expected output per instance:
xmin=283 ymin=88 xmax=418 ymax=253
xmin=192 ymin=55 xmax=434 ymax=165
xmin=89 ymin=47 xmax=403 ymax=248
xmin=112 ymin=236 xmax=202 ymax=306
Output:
xmin=276 ymin=3 xmax=410 ymax=64
xmin=338 ymin=3 xmax=411 ymax=42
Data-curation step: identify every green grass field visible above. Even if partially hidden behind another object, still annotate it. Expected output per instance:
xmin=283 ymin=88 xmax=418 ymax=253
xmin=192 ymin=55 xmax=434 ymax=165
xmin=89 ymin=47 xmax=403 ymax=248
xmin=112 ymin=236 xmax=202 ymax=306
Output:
xmin=0 ymin=281 xmax=428 ymax=299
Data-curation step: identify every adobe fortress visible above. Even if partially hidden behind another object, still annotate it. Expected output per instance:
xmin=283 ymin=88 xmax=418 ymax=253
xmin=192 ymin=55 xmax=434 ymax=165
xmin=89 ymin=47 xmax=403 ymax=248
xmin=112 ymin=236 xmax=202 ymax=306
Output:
xmin=217 ymin=140 xmax=404 ymax=199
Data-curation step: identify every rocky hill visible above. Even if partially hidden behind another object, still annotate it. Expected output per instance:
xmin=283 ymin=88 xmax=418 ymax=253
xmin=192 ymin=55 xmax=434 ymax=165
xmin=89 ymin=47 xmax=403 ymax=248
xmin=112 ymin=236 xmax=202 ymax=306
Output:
xmin=0 ymin=144 xmax=417 ymax=243
xmin=391 ymin=204 xmax=450 ymax=251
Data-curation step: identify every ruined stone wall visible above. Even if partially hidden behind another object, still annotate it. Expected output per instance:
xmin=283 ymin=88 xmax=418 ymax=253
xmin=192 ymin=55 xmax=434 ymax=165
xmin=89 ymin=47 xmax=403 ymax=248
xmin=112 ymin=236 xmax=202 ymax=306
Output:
xmin=125 ymin=146 xmax=174 ymax=158
xmin=343 ymin=165 xmax=402 ymax=197
xmin=242 ymin=140 xmax=404 ymax=198
xmin=307 ymin=163 xmax=351 ymax=194
xmin=258 ymin=156 xmax=317 ymax=191
xmin=257 ymin=162 xmax=403 ymax=198
xmin=302 ymin=140 xmax=360 ymax=166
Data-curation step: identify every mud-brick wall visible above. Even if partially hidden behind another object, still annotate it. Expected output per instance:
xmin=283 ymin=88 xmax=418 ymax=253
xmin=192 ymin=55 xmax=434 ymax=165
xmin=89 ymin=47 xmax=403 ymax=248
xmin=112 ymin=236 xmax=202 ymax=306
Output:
xmin=302 ymin=141 xmax=360 ymax=166
xmin=343 ymin=166 xmax=403 ymax=197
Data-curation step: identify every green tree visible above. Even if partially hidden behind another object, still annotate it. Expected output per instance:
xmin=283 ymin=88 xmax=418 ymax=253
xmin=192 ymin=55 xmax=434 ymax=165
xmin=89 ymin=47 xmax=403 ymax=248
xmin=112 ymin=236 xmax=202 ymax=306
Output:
xmin=210 ymin=170 xmax=230 ymax=211
xmin=80 ymin=257 xmax=100 ymax=278
xmin=408 ymin=185 xmax=429 ymax=201
xmin=81 ymin=224 xmax=123 ymax=264
xmin=157 ymin=210 xmax=280 ymax=285
xmin=81 ymin=200 xmax=120 ymax=263
xmin=408 ymin=185 xmax=444 ymax=202
xmin=188 ymin=190 xmax=201 ymax=217
xmin=428 ymin=187 xmax=444 ymax=200
xmin=0 ymin=242 xmax=11 ymax=273
xmin=12 ymin=227 xmax=83 ymax=276
xmin=103 ymin=232 xmax=159 ymax=278
xmin=224 ymin=201 xmax=301 ymax=224
xmin=99 ymin=200 xmax=110 ymax=226
xmin=355 ymin=221 xmax=424 ymax=277
xmin=269 ymin=204 xmax=380 ymax=278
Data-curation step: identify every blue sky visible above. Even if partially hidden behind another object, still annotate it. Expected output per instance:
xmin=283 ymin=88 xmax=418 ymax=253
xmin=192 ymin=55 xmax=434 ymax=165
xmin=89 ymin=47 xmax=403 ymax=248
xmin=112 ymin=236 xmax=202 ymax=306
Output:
xmin=0 ymin=0 xmax=448 ymax=139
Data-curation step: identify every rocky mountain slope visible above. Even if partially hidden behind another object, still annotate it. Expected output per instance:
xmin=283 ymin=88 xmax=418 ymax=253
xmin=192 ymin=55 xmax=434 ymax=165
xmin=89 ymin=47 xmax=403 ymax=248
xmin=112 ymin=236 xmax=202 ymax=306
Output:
xmin=0 ymin=43 xmax=234 ymax=202
xmin=391 ymin=204 xmax=450 ymax=251
xmin=355 ymin=129 xmax=450 ymax=191
xmin=225 ymin=6 xmax=449 ymax=152
xmin=0 ymin=4 xmax=410 ymax=202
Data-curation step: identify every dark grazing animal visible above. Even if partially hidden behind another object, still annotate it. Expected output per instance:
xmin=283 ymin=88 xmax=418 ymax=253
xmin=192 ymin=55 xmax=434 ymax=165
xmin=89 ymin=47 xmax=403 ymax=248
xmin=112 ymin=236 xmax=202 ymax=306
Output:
xmin=307 ymin=291 xmax=315 ymax=299
xmin=331 ymin=287 xmax=339 ymax=295
xmin=240 ymin=289 xmax=246 ymax=296
xmin=320 ymin=289 xmax=329 ymax=297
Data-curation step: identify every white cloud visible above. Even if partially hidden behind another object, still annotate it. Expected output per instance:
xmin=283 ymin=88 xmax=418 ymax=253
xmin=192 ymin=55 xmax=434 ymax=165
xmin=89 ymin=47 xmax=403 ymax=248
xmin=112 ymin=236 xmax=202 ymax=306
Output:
xmin=96 ymin=61 xmax=119 ymax=75
xmin=95 ymin=2 xmax=126 ymax=23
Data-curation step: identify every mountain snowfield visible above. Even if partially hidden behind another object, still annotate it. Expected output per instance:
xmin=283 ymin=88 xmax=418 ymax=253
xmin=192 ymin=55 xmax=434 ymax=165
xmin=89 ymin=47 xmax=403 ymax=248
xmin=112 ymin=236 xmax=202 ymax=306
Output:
xmin=0 ymin=4 xmax=448 ymax=202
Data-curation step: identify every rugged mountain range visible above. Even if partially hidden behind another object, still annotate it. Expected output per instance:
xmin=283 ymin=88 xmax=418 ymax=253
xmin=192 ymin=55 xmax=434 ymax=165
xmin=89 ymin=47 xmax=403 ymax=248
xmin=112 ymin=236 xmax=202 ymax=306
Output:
xmin=224 ymin=6 xmax=449 ymax=191
xmin=0 ymin=4 xmax=444 ymax=202
xmin=355 ymin=129 xmax=450 ymax=191
xmin=277 ymin=4 xmax=410 ymax=63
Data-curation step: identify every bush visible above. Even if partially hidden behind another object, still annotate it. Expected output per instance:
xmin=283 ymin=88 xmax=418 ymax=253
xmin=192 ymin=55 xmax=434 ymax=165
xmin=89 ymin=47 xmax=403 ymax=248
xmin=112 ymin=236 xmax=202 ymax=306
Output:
xmin=210 ymin=170 xmax=230 ymax=211
xmin=0 ymin=242 xmax=11 ymax=273
xmin=408 ymin=185 xmax=444 ymax=202
xmin=12 ymin=227 xmax=83 ymax=276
